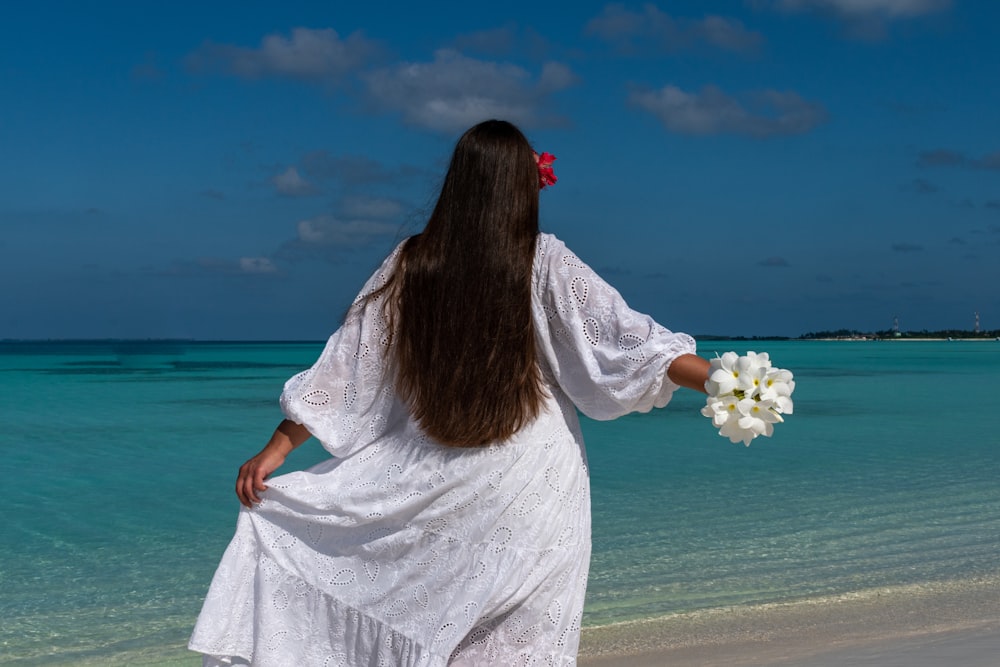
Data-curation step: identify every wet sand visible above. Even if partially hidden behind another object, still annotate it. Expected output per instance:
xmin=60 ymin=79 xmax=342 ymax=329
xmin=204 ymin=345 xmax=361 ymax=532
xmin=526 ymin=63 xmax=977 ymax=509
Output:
xmin=578 ymin=578 xmax=1000 ymax=666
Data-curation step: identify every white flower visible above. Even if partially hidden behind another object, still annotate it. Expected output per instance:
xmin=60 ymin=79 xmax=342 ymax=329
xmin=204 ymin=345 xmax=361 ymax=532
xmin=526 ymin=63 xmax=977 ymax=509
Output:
xmin=702 ymin=351 xmax=794 ymax=446
xmin=720 ymin=412 xmax=752 ymax=445
xmin=760 ymin=367 xmax=795 ymax=414
xmin=705 ymin=351 xmax=741 ymax=396
xmin=738 ymin=398 xmax=782 ymax=436
xmin=701 ymin=395 xmax=738 ymax=427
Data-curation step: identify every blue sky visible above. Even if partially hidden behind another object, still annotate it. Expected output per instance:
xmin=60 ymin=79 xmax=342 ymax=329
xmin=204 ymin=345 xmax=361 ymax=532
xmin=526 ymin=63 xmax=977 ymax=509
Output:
xmin=3 ymin=0 xmax=998 ymax=339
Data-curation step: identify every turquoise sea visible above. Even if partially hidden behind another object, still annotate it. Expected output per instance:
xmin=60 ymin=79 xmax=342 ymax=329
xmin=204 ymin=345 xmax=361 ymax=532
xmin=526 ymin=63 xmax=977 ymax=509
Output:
xmin=2 ymin=339 xmax=999 ymax=665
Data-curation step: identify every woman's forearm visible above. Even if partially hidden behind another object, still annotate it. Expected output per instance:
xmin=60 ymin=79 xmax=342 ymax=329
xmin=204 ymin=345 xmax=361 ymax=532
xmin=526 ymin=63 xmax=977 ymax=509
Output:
xmin=266 ymin=419 xmax=312 ymax=455
xmin=667 ymin=353 xmax=711 ymax=394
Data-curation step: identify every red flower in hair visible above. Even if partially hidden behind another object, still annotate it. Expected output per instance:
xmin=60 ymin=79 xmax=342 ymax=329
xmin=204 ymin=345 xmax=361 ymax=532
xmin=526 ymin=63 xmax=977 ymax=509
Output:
xmin=535 ymin=152 xmax=557 ymax=189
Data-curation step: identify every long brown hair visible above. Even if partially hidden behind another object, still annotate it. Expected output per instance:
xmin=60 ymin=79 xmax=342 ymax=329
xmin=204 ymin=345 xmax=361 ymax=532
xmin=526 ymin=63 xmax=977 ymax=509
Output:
xmin=386 ymin=120 xmax=545 ymax=446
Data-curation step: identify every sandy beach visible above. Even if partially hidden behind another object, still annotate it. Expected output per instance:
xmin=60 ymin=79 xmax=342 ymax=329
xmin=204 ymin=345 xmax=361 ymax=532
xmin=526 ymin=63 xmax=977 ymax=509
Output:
xmin=579 ymin=625 xmax=1000 ymax=667
xmin=124 ymin=578 xmax=1000 ymax=666
xmin=578 ymin=578 xmax=1000 ymax=666
xmin=38 ymin=580 xmax=997 ymax=667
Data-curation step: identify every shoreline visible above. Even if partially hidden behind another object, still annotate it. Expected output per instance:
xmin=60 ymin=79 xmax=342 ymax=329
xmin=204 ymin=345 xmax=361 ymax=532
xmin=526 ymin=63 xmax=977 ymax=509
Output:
xmin=578 ymin=577 xmax=1000 ymax=666
xmin=19 ymin=578 xmax=998 ymax=666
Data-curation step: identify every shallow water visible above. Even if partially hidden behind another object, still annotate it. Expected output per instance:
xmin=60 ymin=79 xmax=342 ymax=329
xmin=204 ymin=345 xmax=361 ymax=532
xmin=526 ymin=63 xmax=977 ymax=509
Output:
xmin=2 ymin=339 xmax=998 ymax=663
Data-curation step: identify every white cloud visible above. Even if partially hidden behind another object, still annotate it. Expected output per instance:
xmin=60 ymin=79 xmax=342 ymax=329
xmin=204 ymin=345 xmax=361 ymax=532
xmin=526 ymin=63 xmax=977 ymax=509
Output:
xmin=338 ymin=195 xmax=404 ymax=220
xmin=296 ymin=215 xmax=399 ymax=246
xmin=760 ymin=0 xmax=951 ymax=38
xmin=629 ymin=84 xmax=827 ymax=137
xmin=537 ymin=62 xmax=578 ymax=92
xmin=187 ymin=27 xmax=378 ymax=82
xmin=586 ymin=4 xmax=763 ymax=53
xmin=772 ymin=0 xmax=950 ymax=18
xmin=163 ymin=256 xmax=279 ymax=276
xmin=271 ymin=166 xmax=319 ymax=197
xmin=362 ymin=49 xmax=576 ymax=133
xmin=239 ymin=257 xmax=278 ymax=274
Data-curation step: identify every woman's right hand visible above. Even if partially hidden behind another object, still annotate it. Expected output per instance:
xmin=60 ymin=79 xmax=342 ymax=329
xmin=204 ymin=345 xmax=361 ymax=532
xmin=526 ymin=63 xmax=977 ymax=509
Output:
xmin=236 ymin=444 xmax=287 ymax=507
xmin=235 ymin=420 xmax=311 ymax=507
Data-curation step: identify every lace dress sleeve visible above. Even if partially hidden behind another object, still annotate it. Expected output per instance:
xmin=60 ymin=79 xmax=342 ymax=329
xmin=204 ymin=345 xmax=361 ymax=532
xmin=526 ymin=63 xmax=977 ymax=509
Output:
xmin=279 ymin=245 xmax=402 ymax=458
xmin=532 ymin=234 xmax=697 ymax=420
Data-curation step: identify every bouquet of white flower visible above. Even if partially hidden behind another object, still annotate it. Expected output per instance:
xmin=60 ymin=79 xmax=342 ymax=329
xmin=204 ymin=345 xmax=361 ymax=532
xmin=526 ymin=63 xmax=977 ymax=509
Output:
xmin=701 ymin=351 xmax=795 ymax=446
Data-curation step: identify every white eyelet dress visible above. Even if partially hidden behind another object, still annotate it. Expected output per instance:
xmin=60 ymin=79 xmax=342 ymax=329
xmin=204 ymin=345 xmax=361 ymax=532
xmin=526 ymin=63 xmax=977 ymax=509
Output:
xmin=188 ymin=233 xmax=696 ymax=666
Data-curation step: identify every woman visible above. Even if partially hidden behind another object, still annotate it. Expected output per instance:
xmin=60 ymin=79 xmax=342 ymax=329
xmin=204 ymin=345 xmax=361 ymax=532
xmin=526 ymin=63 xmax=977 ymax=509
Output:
xmin=189 ymin=120 xmax=710 ymax=666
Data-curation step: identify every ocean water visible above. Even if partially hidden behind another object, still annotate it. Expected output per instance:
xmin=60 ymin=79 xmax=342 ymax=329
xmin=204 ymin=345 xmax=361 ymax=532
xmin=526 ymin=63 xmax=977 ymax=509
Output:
xmin=1 ymin=339 xmax=999 ymax=665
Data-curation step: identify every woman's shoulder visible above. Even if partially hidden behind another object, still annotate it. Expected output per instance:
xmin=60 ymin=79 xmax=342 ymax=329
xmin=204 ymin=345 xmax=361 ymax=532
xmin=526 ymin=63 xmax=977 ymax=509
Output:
xmin=533 ymin=232 xmax=559 ymax=285
xmin=535 ymin=232 xmax=593 ymax=273
xmin=535 ymin=232 xmax=571 ymax=264
xmin=533 ymin=232 xmax=594 ymax=295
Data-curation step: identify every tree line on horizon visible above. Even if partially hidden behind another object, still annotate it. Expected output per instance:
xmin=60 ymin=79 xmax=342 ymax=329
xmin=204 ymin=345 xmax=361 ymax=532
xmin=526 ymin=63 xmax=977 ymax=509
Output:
xmin=797 ymin=328 xmax=1000 ymax=340
xmin=693 ymin=328 xmax=1000 ymax=341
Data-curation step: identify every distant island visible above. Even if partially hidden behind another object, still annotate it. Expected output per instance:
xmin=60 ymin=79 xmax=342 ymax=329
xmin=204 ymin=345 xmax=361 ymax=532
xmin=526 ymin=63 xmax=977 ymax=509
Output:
xmin=797 ymin=328 xmax=1000 ymax=341
xmin=695 ymin=329 xmax=1000 ymax=342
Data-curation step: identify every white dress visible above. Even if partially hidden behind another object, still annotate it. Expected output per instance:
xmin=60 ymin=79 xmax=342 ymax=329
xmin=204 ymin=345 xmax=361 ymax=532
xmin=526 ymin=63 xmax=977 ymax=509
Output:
xmin=189 ymin=233 xmax=696 ymax=666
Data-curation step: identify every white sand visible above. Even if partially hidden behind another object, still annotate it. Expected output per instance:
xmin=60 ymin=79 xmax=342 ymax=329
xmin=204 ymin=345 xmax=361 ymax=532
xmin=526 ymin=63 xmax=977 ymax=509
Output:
xmin=55 ymin=578 xmax=1000 ymax=666
xmin=578 ymin=577 xmax=1000 ymax=666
